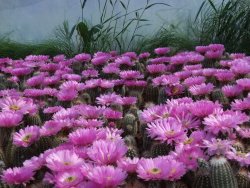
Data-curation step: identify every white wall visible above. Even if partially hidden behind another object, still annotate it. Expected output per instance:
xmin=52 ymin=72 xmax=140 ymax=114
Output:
xmin=0 ymin=0 xmax=220 ymax=42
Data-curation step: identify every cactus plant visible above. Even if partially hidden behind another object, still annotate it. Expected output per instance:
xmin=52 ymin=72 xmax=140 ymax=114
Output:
xmin=122 ymin=113 xmax=138 ymax=136
xmin=210 ymin=156 xmax=238 ymax=188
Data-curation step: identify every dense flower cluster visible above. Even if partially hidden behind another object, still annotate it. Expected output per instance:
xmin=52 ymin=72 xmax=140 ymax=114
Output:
xmin=0 ymin=44 xmax=249 ymax=187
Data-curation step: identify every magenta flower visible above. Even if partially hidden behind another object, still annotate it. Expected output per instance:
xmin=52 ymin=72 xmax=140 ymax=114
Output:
xmin=231 ymin=98 xmax=250 ymax=111
xmin=229 ymin=53 xmax=245 ymax=59
xmin=115 ymin=56 xmax=134 ymax=66
xmin=74 ymin=53 xmax=91 ymax=62
xmin=40 ymin=120 xmax=64 ymax=136
xmin=136 ymin=157 xmax=169 ymax=180
xmin=0 ymin=111 xmax=23 ymax=127
xmin=189 ymin=83 xmax=214 ymax=96
xmin=150 ymin=57 xmax=170 ymax=64
xmin=87 ymin=165 xmax=127 ymax=188
xmin=147 ymin=118 xmax=186 ymax=144
xmin=147 ymin=64 xmax=166 ymax=74
xmin=226 ymin=150 xmax=250 ymax=166
xmin=46 ymin=149 xmax=84 ymax=172
xmin=202 ymin=68 xmax=217 ymax=77
xmin=214 ymin=70 xmax=235 ymax=82
xmin=68 ymin=128 xmax=97 ymax=146
xmin=0 ymin=97 xmax=37 ymax=115
xmin=205 ymin=50 xmax=223 ymax=59
xmin=23 ymin=156 xmax=44 ymax=171
xmin=154 ymin=47 xmax=170 ymax=55
xmin=183 ymin=64 xmax=202 ymax=71
xmin=26 ymin=74 xmax=46 ymax=87
xmin=96 ymin=93 xmax=122 ymax=106
xmin=222 ymin=84 xmax=243 ymax=98
xmin=118 ymin=96 xmax=137 ymax=106
xmin=53 ymin=54 xmax=66 ymax=62
xmin=55 ymin=169 xmax=84 ymax=188
xmin=170 ymin=54 xmax=188 ymax=65
xmin=203 ymin=138 xmax=233 ymax=156
xmin=174 ymin=70 xmax=192 ymax=79
xmin=188 ymin=100 xmax=221 ymax=117
xmin=230 ymin=59 xmax=250 ymax=75
xmin=82 ymin=69 xmax=99 ymax=78
xmin=103 ymin=109 xmax=123 ymax=120
xmin=102 ymin=64 xmax=120 ymax=74
xmin=1 ymin=167 xmax=35 ymax=185
xmin=57 ymin=88 xmax=78 ymax=101
xmin=195 ymin=45 xmax=209 ymax=53
xmin=25 ymin=54 xmax=49 ymax=61
xmin=119 ymin=70 xmax=143 ymax=80
xmin=203 ymin=113 xmax=240 ymax=135
xmin=139 ymin=52 xmax=150 ymax=59
xmin=183 ymin=76 xmax=206 ymax=87
xmin=13 ymin=125 xmax=40 ymax=147
xmin=91 ymin=55 xmax=109 ymax=66
xmin=87 ymin=139 xmax=127 ymax=165
xmin=117 ymin=157 xmax=139 ymax=173
xmin=236 ymin=78 xmax=250 ymax=90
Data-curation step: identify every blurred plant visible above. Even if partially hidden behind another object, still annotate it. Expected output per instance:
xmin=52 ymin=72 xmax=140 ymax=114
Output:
xmin=195 ymin=0 xmax=250 ymax=53
xmin=74 ymin=0 xmax=170 ymax=53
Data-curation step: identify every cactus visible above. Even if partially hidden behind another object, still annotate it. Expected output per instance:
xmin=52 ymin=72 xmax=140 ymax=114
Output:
xmin=126 ymin=147 xmax=138 ymax=159
xmin=10 ymin=145 xmax=35 ymax=167
xmin=0 ymin=183 xmax=10 ymax=188
xmin=33 ymin=137 xmax=55 ymax=155
xmin=24 ymin=114 xmax=42 ymax=126
xmin=143 ymin=84 xmax=159 ymax=104
xmin=236 ymin=170 xmax=250 ymax=188
xmin=158 ymin=87 xmax=167 ymax=104
xmin=0 ymin=128 xmax=13 ymax=153
xmin=193 ymin=175 xmax=212 ymax=188
xmin=150 ymin=142 xmax=171 ymax=157
xmin=122 ymin=113 xmax=138 ymax=136
xmin=211 ymin=89 xmax=229 ymax=107
xmin=210 ymin=156 xmax=238 ymax=188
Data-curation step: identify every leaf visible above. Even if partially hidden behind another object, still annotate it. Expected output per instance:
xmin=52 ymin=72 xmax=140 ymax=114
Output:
xmin=115 ymin=38 xmax=122 ymax=52
xmin=207 ymin=0 xmax=217 ymax=13
xmin=77 ymin=22 xmax=90 ymax=43
xmin=69 ymin=25 xmax=76 ymax=38
xmin=195 ymin=1 xmax=206 ymax=22
xmin=109 ymin=0 xmax=113 ymax=6
xmin=120 ymin=1 xmax=126 ymax=10
xmin=145 ymin=2 xmax=170 ymax=10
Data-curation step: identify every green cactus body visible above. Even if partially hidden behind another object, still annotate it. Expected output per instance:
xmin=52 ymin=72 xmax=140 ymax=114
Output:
xmin=34 ymin=137 xmax=54 ymax=155
xmin=122 ymin=113 xmax=137 ymax=136
xmin=150 ymin=142 xmax=170 ymax=157
xmin=210 ymin=156 xmax=238 ymax=188
xmin=11 ymin=145 xmax=34 ymax=167
xmin=0 ymin=183 xmax=10 ymax=188
xmin=126 ymin=148 xmax=138 ymax=158
xmin=158 ymin=87 xmax=167 ymax=104
xmin=193 ymin=175 xmax=212 ymax=188
xmin=211 ymin=89 xmax=229 ymax=106
xmin=236 ymin=171 xmax=250 ymax=188
xmin=24 ymin=114 xmax=42 ymax=126
xmin=143 ymin=85 xmax=159 ymax=104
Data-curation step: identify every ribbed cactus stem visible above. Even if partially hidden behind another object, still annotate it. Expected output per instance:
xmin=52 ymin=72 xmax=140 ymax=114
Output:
xmin=210 ymin=156 xmax=238 ymax=188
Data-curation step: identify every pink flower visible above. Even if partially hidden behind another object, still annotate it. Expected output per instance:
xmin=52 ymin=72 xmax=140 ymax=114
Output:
xmin=174 ymin=70 xmax=192 ymax=79
xmin=82 ymin=69 xmax=99 ymax=78
xmin=1 ymin=167 xmax=35 ymax=185
xmin=0 ymin=111 xmax=23 ymax=127
xmin=183 ymin=76 xmax=206 ymax=87
xmin=119 ymin=70 xmax=143 ymax=80
xmin=188 ymin=100 xmax=221 ymax=117
xmin=74 ymin=53 xmax=91 ymax=62
xmin=62 ymin=74 xmax=82 ymax=81
xmin=222 ymin=84 xmax=243 ymax=97
xmin=205 ymin=50 xmax=223 ymax=59
xmin=118 ymin=97 xmax=137 ymax=106
xmin=203 ymin=138 xmax=233 ymax=156
xmin=25 ymin=55 xmax=49 ymax=61
xmin=183 ymin=64 xmax=202 ymax=71
xmin=13 ymin=125 xmax=40 ymax=147
xmin=226 ymin=150 xmax=250 ymax=166
xmin=203 ymin=113 xmax=240 ymax=135
xmin=139 ymin=52 xmax=150 ymax=59
xmin=86 ymin=165 xmax=127 ymax=188
xmin=170 ymin=54 xmax=188 ymax=65
xmin=87 ymin=139 xmax=127 ymax=165
xmin=147 ymin=118 xmax=186 ymax=144
xmin=68 ymin=128 xmax=97 ymax=146
xmin=55 ymin=169 xmax=84 ymax=188
xmin=136 ymin=157 xmax=170 ymax=181
xmin=91 ymin=55 xmax=110 ymax=66
xmin=195 ymin=45 xmax=209 ymax=53
xmin=117 ymin=157 xmax=139 ymax=173
xmin=96 ymin=93 xmax=122 ymax=106
xmin=53 ymin=54 xmax=66 ymax=62
xmin=123 ymin=52 xmax=137 ymax=59
xmin=115 ymin=56 xmax=134 ymax=66
xmin=202 ymin=68 xmax=217 ymax=77
xmin=43 ymin=106 xmax=64 ymax=114
xmin=189 ymin=83 xmax=214 ymax=96
xmin=23 ymin=156 xmax=44 ymax=171
xmin=46 ymin=149 xmax=84 ymax=172
xmin=57 ymin=88 xmax=78 ymax=101
xmin=0 ymin=97 xmax=37 ymax=115
xmin=103 ymin=109 xmax=122 ymax=120
xmin=40 ymin=120 xmax=64 ymax=136
xmin=214 ymin=70 xmax=235 ymax=82
xmin=208 ymin=44 xmax=225 ymax=51
xmin=230 ymin=59 xmax=250 ymax=75
xmin=231 ymin=98 xmax=250 ymax=111
xmin=236 ymin=78 xmax=250 ymax=90
xmin=229 ymin=53 xmax=245 ymax=59
xmin=102 ymin=64 xmax=120 ymax=74
xmin=26 ymin=74 xmax=46 ymax=87
xmin=154 ymin=47 xmax=170 ymax=55
xmin=152 ymin=75 xmax=180 ymax=86
xmin=150 ymin=57 xmax=170 ymax=64
xmin=237 ymin=127 xmax=250 ymax=138
xmin=147 ymin=64 xmax=166 ymax=74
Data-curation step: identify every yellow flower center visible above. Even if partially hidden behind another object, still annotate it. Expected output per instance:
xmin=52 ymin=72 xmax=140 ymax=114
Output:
xmin=149 ymin=168 xmax=161 ymax=175
xmin=10 ymin=105 xmax=20 ymax=111
xmin=170 ymin=168 xmax=176 ymax=175
xmin=184 ymin=138 xmax=193 ymax=145
xmin=65 ymin=176 xmax=76 ymax=182
xmin=162 ymin=113 xmax=169 ymax=118
xmin=237 ymin=152 xmax=246 ymax=158
xmin=63 ymin=162 xmax=72 ymax=166
xmin=172 ymin=87 xmax=179 ymax=94
xmin=166 ymin=130 xmax=175 ymax=136
xmin=22 ymin=134 xmax=32 ymax=143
